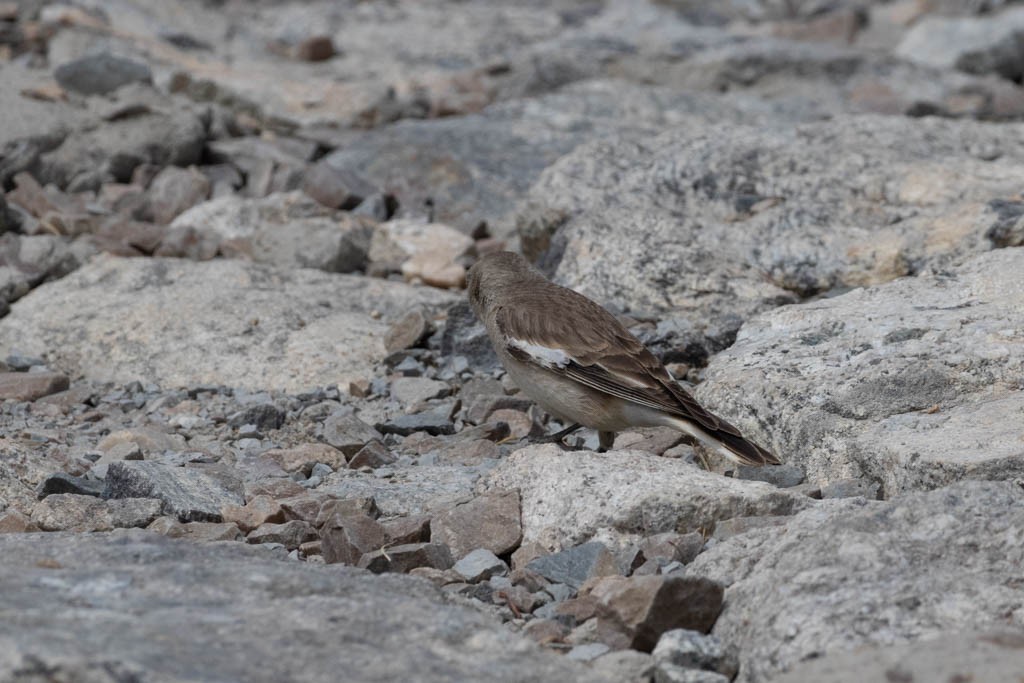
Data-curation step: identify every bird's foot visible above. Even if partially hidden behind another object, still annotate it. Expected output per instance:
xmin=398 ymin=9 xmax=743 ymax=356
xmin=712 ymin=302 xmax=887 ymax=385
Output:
xmin=536 ymin=423 xmax=583 ymax=449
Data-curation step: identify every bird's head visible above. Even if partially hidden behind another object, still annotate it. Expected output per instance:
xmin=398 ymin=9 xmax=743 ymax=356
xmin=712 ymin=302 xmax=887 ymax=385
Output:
xmin=466 ymin=251 xmax=538 ymax=315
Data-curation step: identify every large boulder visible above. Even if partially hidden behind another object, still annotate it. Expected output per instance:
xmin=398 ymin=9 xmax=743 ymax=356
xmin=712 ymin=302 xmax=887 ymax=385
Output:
xmin=523 ymin=114 xmax=1024 ymax=363
xmin=0 ymin=530 xmax=608 ymax=682
xmin=696 ymin=247 xmax=1024 ymax=494
xmin=685 ymin=480 xmax=1024 ymax=682
xmin=483 ymin=445 xmax=811 ymax=550
xmin=0 ymin=255 xmax=456 ymax=393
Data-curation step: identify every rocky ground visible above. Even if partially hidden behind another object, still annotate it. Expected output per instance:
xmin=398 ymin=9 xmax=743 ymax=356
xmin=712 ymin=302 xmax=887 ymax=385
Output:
xmin=1 ymin=1 xmax=1024 ymax=681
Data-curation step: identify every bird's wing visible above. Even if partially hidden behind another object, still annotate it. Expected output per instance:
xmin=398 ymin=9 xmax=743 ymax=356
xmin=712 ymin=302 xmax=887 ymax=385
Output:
xmin=493 ymin=287 xmax=729 ymax=434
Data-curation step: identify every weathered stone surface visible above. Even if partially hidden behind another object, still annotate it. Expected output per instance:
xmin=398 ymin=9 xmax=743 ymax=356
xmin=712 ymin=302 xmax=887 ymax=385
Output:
xmin=0 ymin=531 xmax=604 ymax=682
xmin=148 ymin=518 xmax=245 ymax=542
xmin=896 ymin=6 xmax=1024 ymax=80
xmin=453 ymin=548 xmax=509 ymax=583
xmin=525 ymin=116 xmax=1024 ymax=363
xmin=0 ymin=256 xmax=455 ymax=393
xmin=104 ymin=461 xmax=244 ymax=523
xmin=171 ymin=192 xmax=375 ymax=273
xmin=320 ymin=465 xmax=480 ymax=518
xmin=262 ymin=443 xmax=346 ymax=475
xmin=145 ymin=165 xmax=211 ymax=224
xmin=527 ymin=541 xmax=620 ymax=591
xmin=385 ymin=308 xmax=430 ymax=353
xmin=247 ymin=520 xmax=318 ymax=549
xmin=302 ymin=162 xmax=377 ymax=210
xmin=652 ymin=630 xmax=736 ymax=680
xmin=0 ymin=371 xmax=69 ymax=402
xmin=587 ymin=575 xmax=725 ymax=652
xmin=106 ymin=498 xmax=163 ymax=529
xmin=430 ymin=490 xmax=522 ymax=559
xmin=773 ymin=629 xmax=1024 ymax=683
xmin=391 ymin=377 xmax=450 ymax=407
xmin=686 ymin=480 xmax=1024 ymax=682
xmin=485 ymin=446 xmax=811 ymax=550
xmin=347 ymin=440 xmax=397 ymax=470
xmin=31 ymin=493 xmax=111 ymax=532
xmin=326 ymin=79 xmax=795 ymax=237
xmin=0 ymin=510 xmax=38 ymax=534
xmin=54 ymin=52 xmax=152 ymax=95
xmin=221 ymin=495 xmax=285 ymax=533
xmin=322 ymin=414 xmax=384 ymax=456
xmin=35 ymin=472 xmax=103 ymax=499
xmin=697 ymin=248 xmax=1024 ymax=494
xmin=320 ymin=513 xmax=387 ymax=565
xmin=358 ymin=542 xmax=454 ymax=574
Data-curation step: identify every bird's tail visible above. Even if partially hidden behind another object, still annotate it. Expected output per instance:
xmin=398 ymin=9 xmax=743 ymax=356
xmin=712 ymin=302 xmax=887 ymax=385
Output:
xmin=662 ymin=415 xmax=781 ymax=467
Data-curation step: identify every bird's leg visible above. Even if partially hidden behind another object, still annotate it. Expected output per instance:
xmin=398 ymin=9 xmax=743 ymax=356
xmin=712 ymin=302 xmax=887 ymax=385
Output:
xmin=597 ymin=431 xmax=615 ymax=453
xmin=537 ymin=422 xmax=584 ymax=448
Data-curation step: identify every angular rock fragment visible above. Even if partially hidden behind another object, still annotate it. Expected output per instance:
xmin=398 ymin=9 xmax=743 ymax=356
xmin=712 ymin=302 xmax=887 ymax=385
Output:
xmin=104 ymin=461 xmax=244 ymax=523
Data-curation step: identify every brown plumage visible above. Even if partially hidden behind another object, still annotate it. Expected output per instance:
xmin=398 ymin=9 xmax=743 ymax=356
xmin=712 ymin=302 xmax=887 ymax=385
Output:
xmin=466 ymin=251 xmax=780 ymax=467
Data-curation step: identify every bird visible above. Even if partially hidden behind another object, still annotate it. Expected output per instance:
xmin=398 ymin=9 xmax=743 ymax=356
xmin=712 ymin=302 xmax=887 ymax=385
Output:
xmin=465 ymin=251 xmax=780 ymax=467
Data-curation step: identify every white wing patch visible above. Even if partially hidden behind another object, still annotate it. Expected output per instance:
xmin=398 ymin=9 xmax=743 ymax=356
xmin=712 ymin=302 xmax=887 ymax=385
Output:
xmin=508 ymin=337 xmax=572 ymax=369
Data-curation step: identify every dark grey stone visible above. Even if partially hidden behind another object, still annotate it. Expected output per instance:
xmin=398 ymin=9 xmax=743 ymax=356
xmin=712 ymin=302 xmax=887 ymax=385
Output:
xmin=54 ymin=53 xmax=153 ymax=95
xmin=36 ymin=472 xmax=104 ymax=499
xmin=103 ymin=461 xmax=244 ymax=522
xmin=228 ymin=403 xmax=286 ymax=431
xmin=527 ymin=541 xmax=619 ymax=591
xmin=439 ymin=301 xmax=500 ymax=373
xmin=358 ymin=542 xmax=455 ymax=574
xmin=0 ymin=531 xmax=601 ymax=682
xmin=376 ymin=404 xmax=456 ymax=436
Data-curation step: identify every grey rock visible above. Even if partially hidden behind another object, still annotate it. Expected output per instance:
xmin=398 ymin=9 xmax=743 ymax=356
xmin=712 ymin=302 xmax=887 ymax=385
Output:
xmin=229 ymin=403 xmax=286 ymax=431
xmin=0 ymin=531 xmax=608 ymax=682
xmin=686 ymin=480 xmax=1024 ymax=682
xmin=247 ymin=520 xmax=318 ymax=550
xmin=347 ymin=440 xmax=398 ymax=470
xmin=820 ymin=478 xmax=881 ymax=500
xmin=358 ymin=542 xmax=455 ymax=574
xmin=384 ymin=308 xmax=430 ymax=353
xmin=320 ymin=513 xmax=387 ymax=565
xmin=567 ymin=643 xmax=610 ymax=662
xmin=527 ymin=541 xmax=620 ymax=591
xmin=54 ymin=52 xmax=152 ymax=95
xmin=654 ymin=666 xmax=729 ymax=683
xmin=171 ymin=192 xmax=375 ymax=273
xmin=485 ymin=446 xmax=811 ymax=550
xmin=106 ymin=497 xmax=163 ymax=529
xmin=322 ymin=414 xmax=383 ymax=456
xmin=896 ymin=7 xmax=1024 ymax=80
xmin=0 ymin=256 xmax=455 ymax=393
xmin=377 ymin=404 xmax=456 ymax=436
xmin=320 ymin=465 xmax=481 ymax=518
xmin=104 ymin=461 xmax=244 ymax=523
xmin=524 ymin=116 xmax=1024 ymax=363
xmin=773 ymin=629 xmax=1024 ymax=683
xmin=590 ymin=650 xmax=655 ymax=683
xmin=325 ymin=78 xmax=797 ymax=237
xmin=30 ymin=493 xmax=111 ymax=532
xmin=453 ymin=548 xmax=509 ymax=583
xmin=40 ymin=101 xmax=206 ymax=190
xmin=0 ymin=370 xmax=70 ymax=402
xmin=652 ymin=630 xmax=736 ymax=679
xmin=144 ymin=165 xmax=211 ymax=225
xmin=440 ymin=301 xmax=500 ymax=372
xmin=35 ymin=472 xmax=104 ymax=499
xmin=430 ymin=490 xmax=522 ymax=559
xmin=733 ymin=464 xmax=805 ymax=488
xmin=391 ymin=377 xmax=450 ymax=407
xmin=696 ymin=248 xmax=1024 ymax=495
xmin=302 ymin=161 xmax=378 ymax=210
